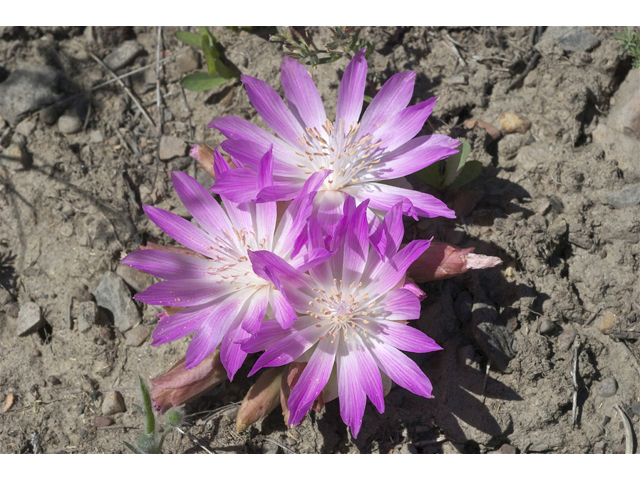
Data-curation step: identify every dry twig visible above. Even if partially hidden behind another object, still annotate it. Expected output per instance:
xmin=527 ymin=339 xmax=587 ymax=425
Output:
xmin=613 ymin=404 xmax=635 ymax=454
xmin=88 ymin=51 xmax=156 ymax=131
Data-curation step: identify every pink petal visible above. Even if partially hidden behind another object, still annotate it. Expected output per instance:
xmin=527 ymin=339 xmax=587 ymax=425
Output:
xmin=134 ymin=278 xmax=235 ymax=307
xmin=376 ymin=288 xmax=422 ymax=320
xmin=287 ymin=337 xmax=339 ymax=426
xmin=121 ymin=249 xmax=212 ymax=280
xmin=369 ymin=319 xmax=442 ymax=353
xmin=336 ymin=339 xmax=367 ymax=438
xmin=280 ymin=56 xmax=327 ymax=131
xmin=335 ymin=48 xmax=367 ymax=130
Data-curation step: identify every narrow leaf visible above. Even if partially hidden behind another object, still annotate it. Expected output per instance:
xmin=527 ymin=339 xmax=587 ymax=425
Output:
xmin=180 ymin=72 xmax=229 ymax=92
xmin=201 ymin=36 xmax=217 ymax=75
xmin=175 ymin=31 xmax=202 ymax=47
xmin=416 ymin=162 xmax=443 ymax=189
xmin=214 ymin=58 xmax=236 ymax=79
xmin=138 ymin=375 xmax=155 ymax=435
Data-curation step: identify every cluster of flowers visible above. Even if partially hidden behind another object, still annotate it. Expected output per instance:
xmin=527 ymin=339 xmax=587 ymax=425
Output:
xmin=123 ymin=49 xmax=501 ymax=437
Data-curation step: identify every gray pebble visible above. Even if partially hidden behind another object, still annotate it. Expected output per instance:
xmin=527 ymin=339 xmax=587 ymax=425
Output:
xmin=262 ymin=441 xmax=279 ymax=454
xmin=93 ymin=271 xmax=141 ymax=332
xmin=93 ymin=416 xmax=115 ymax=427
xmin=116 ymin=264 xmax=154 ymax=293
xmin=630 ymin=402 xmax=640 ymax=418
xmin=47 ymin=375 xmax=62 ymax=386
xmin=57 ymin=113 xmax=83 ymax=134
xmin=17 ymin=301 xmax=44 ymax=336
xmin=499 ymin=444 xmax=517 ymax=454
xmin=603 ymin=183 xmax=640 ymax=209
xmin=15 ymin=119 xmax=36 ymax=136
xmin=77 ymin=301 xmax=98 ymax=333
xmin=159 ymin=135 xmax=188 ymax=161
xmin=542 ymin=26 xmax=600 ymax=52
xmin=538 ymin=316 xmax=556 ymax=335
xmin=0 ymin=285 xmax=11 ymax=306
xmin=103 ymin=41 xmax=144 ymax=71
xmin=102 ymin=391 xmax=126 ymax=415
xmin=0 ymin=66 xmax=62 ymax=125
xmin=124 ymin=325 xmax=152 ymax=347
xmin=557 ymin=328 xmax=576 ymax=351
xmin=596 ymin=377 xmax=618 ymax=398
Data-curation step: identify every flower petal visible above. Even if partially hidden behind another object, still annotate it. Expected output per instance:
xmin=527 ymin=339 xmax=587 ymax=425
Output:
xmin=151 ymin=303 xmax=213 ymax=346
xmin=335 ymin=48 xmax=367 ymax=130
xmin=249 ymin=322 xmax=331 ymax=376
xmin=242 ymin=316 xmax=317 ymax=354
xmin=365 ymin=338 xmax=434 ymax=398
xmin=362 ymin=134 xmax=461 ymax=181
xmin=359 ymin=71 xmax=416 ymax=138
xmin=350 ymin=334 xmax=385 ymax=413
xmin=134 ymin=278 xmax=235 ymax=307
xmin=171 ymin=171 xmax=232 ymax=235
xmin=371 ymin=97 xmax=437 ymax=153
xmin=143 ymin=205 xmax=219 ymax=258
xmin=370 ymin=319 xmax=442 ymax=353
xmin=281 ymin=56 xmax=327 ymax=131
xmin=336 ymin=338 xmax=366 ymax=438
xmin=343 ymin=181 xmax=456 ymax=219
xmin=287 ymin=337 xmax=338 ymax=426
xmin=241 ymin=74 xmax=306 ymax=146
xmin=122 ymin=249 xmax=213 ymax=280
xmin=376 ymin=288 xmax=421 ymax=321
xmin=209 ymin=167 xmax=260 ymax=203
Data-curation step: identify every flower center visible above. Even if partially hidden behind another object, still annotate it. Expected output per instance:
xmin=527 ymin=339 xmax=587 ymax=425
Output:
xmin=306 ymin=279 xmax=377 ymax=342
xmin=205 ymin=227 xmax=270 ymax=290
xmin=294 ymin=119 xmax=382 ymax=191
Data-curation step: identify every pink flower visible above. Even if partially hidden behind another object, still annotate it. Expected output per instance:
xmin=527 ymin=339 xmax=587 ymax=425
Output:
xmin=242 ymin=197 xmax=441 ymax=437
xmin=209 ymin=49 xmax=460 ymax=231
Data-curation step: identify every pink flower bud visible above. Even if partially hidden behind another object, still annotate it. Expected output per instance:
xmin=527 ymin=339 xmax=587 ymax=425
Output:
xmin=236 ymin=367 xmax=284 ymax=433
xmin=189 ymin=143 xmax=216 ymax=180
xmin=150 ymin=348 xmax=227 ymax=412
xmin=407 ymin=241 xmax=502 ymax=283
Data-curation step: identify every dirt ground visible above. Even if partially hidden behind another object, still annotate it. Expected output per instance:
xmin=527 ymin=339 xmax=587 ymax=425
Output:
xmin=1 ymin=26 xmax=639 ymax=454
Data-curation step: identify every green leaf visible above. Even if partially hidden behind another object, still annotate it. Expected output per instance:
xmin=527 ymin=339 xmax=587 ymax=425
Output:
xmin=201 ymin=36 xmax=217 ymax=75
xmin=175 ymin=31 xmax=202 ymax=47
xmin=416 ymin=162 xmax=443 ymax=189
xmin=363 ymin=95 xmax=373 ymax=104
xmin=443 ymin=138 xmax=471 ymax=187
xmin=138 ymin=375 xmax=155 ymax=436
xmin=199 ymin=27 xmax=217 ymax=45
xmin=123 ymin=441 xmax=138 ymax=453
xmin=214 ymin=58 xmax=235 ymax=79
xmin=448 ymin=160 xmax=482 ymax=190
xmin=180 ymin=72 xmax=229 ymax=92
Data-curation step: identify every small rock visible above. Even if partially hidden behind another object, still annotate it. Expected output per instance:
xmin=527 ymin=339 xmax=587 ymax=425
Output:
xmin=499 ymin=444 xmax=517 ymax=454
xmin=73 ymin=285 xmax=94 ymax=303
xmin=548 ymin=217 xmax=568 ymax=239
xmin=176 ymin=48 xmax=201 ymax=74
xmin=541 ymin=26 xmax=600 ymax=52
xmin=15 ymin=119 xmax=36 ymax=136
xmin=40 ymin=105 xmax=59 ymax=125
xmin=93 ymin=271 xmax=141 ymax=332
xmin=445 ymin=74 xmax=467 ymax=85
xmin=593 ymin=441 xmax=606 ymax=454
xmin=596 ymin=377 xmax=618 ymax=398
xmin=116 ymin=264 xmax=154 ymax=292
xmin=17 ymin=302 xmax=44 ymax=336
xmin=0 ymin=128 xmax=12 ymax=148
xmin=32 ymin=348 xmax=42 ymax=357
xmin=471 ymin=297 xmax=514 ymax=371
xmin=630 ymin=402 xmax=640 ymax=418
xmin=538 ymin=316 xmax=556 ymax=335
xmin=59 ymin=222 xmax=73 ymax=238
xmin=124 ymin=325 xmax=152 ymax=347
xmin=159 ymin=135 xmax=188 ymax=161
xmin=57 ymin=112 xmax=83 ymax=134
xmin=262 ymin=441 xmax=279 ymax=454
xmin=77 ymin=301 xmax=98 ymax=333
xmin=603 ymin=183 xmax=640 ymax=209
xmin=0 ymin=66 xmax=63 ymax=125
xmin=103 ymin=41 xmax=144 ymax=71
xmin=399 ymin=443 xmax=418 ymax=454
xmin=607 ymin=69 xmax=640 ymax=139
xmin=102 ymin=391 xmax=126 ymax=415
xmin=557 ymin=328 xmax=576 ymax=351
xmin=93 ymin=416 xmax=115 ymax=427
xmin=2 ymin=393 xmax=15 ymax=413
xmin=88 ymin=130 xmax=104 ymax=144
xmin=596 ymin=312 xmax=618 ymax=334
xmin=140 ymin=153 xmax=154 ymax=165
xmin=47 ymin=375 xmax=62 ymax=386
xmin=500 ymin=112 xmax=531 ymax=134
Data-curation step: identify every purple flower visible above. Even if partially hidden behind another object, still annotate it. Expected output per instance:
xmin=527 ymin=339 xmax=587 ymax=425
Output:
xmin=209 ymin=49 xmax=461 ymax=231
xmin=242 ymin=196 xmax=442 ymax=437
xmin=121 ymin=148 xmax=331 ymax=379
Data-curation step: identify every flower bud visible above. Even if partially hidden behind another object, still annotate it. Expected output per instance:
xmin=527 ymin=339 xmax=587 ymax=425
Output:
xmin=189 ymin=143 xmax=216 ymax=180
xmin=236 ymin=367 xmax=283 ymax=433
xmin=407 ymin=241 xmax=502 ymax=283
xmin=150 ymin=348 xmax=227 ymax=412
